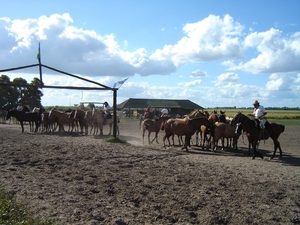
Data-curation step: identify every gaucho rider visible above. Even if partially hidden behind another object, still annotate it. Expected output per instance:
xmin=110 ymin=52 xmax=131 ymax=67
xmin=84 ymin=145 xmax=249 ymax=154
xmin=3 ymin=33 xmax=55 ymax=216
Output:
xmin=103 ymin=102 xmax=112 ymax=123
xmin=248 ymin=100 xmax=271 ymax=137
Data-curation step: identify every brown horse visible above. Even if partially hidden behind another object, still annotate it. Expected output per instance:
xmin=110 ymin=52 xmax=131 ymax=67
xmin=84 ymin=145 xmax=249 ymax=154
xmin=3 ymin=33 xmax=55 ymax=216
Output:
xmin=83 ymin=110 xmax=97 ymax=135
xmin=41 ymin=111 xmax=57 ymax=132
xmin=142 ymin=115 xmax=170 ymax=144
xmin=48 ymin=109 xmax=76 ymax=132
xmin=91 ymin=109 xmax=105 ymax=135
xmin=231 ymin=112 xmax=285 ymax=159
xmin=105 ymin=113 xmax=120 ymax=136
xmin=69 ymin=109 xmax=87 ymax=135
xmin=210 ymin=122 xmax=242 ymax=151
xmin=196 ymin=110 xmax=219 ymax=149
xmin=162 ymin=117 xmax=210 ymax=151
xmin=92 ymin=109 xmax=120 ymax=136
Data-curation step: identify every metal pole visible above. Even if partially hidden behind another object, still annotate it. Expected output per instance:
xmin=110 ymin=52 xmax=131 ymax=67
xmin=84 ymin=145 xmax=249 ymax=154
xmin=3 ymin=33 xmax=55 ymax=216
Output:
xmin=37 ymin=42 xmax=43 ymax=85
xmin=113 ymin=89 xmax=117 ymax=138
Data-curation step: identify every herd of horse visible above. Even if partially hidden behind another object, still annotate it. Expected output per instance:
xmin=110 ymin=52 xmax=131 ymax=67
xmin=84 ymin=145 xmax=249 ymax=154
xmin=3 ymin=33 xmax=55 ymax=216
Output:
xmin=4 ymin=107 xmax=120 ymax=136
xmin=3 ymin=106 xmax=285 ymax=159
xmin=141 ymin=109 xmax=285 ymax=159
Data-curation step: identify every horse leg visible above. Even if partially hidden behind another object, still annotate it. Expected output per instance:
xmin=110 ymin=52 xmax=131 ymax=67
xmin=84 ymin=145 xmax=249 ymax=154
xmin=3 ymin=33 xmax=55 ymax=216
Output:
xmin=163 ymin=134 xmax=167 ymax=147
xmin=20 ymin=121 xmax=24 ymax=133
xmin=35 ymin=121 xmax=38 ymax=132
xmin=99 ymin=124 xmax=103 ymax=136
xmin=179 ymin=135 xmax=183 ymax=146
xmin=182 ymin=136 xmax=190 ymax=151
xmin=108 ymin=124 xmax=111 ymax=135
xmin=148 ymin=131 xmax=151 ymax=144
xmin=252 ymin=140 xmax=263 ymax=159
xmin=271 ymin=139 xmax=283 ymax=159
xmin=150 ymin=132 xmax=159 ymax=144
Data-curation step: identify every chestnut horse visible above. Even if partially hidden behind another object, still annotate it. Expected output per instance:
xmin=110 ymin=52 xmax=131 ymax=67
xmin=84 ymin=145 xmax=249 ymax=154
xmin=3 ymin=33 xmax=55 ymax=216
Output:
xmin=142 ymin=115 xmax=171 ymax=144
xmin=48 ymin=108 xmax=76 ymax=132
xmin=70 ymin=109 xmax=87 ymax=135
xmin=196 ymin=110 xmax=219 ymax=149
xmin=231 ymin=112 xmax=285 ymax=159
xmin=162 ymin=116 xmax=210 ymax=151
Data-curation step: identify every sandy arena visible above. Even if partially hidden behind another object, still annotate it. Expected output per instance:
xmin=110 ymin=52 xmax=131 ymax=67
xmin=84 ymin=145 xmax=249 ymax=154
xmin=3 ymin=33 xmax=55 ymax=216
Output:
xmin=0 ymin=119 xmax=299 ymax=225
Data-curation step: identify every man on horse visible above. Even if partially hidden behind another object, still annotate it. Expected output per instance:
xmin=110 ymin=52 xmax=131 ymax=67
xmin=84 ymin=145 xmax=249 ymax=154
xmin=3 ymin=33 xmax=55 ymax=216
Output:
xmin=248 ymin=100 xmax=270 ymax=138
xmin=161 ymin=107 xmax=169 ymax=116
xmin=16 ymin=102 xmax=23 ymax=111
xmin=103 ymin=102 xmax=112 ymax=119
xmin=144 ymin=105 xmax=151 ymax=117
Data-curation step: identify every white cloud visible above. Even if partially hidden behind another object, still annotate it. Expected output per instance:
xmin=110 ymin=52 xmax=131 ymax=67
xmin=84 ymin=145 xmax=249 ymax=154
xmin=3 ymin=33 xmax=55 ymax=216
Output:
xmin=178 ymin=79 xmax=202 ymax=87
xmin=152 ymin=14 xmax=244 ymax=67
xmin=228 ymin=29 xmax=300 ymax=74
xmin=266 ymin=73 xmax=293 ymax=91
xmin=190 ymin=69 xmax=207 ymax=77
xmin=215 ymin=72 xmax=239 ymax=86
xmin=0 ymin=14 xmax=177 ymax=77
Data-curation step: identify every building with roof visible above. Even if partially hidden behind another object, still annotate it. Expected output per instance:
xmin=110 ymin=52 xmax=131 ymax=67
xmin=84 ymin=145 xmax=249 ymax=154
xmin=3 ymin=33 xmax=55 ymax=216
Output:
xmin=117 ymin=98 xmax=203 ymax=118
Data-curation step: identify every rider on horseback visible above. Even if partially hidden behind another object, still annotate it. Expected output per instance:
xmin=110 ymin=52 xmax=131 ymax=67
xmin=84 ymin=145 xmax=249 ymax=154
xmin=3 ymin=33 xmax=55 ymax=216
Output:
xmin=144 ymin=106 xmax=151 ymax=116
xmin=248 ymin=100 xmax=270 ymax=138
xmin=161 ymin=107 xmax=169 ymax=116
xmin=103 ymin=102 xmax=112 ymax=123
xmin=16 ymin=102 xmax=23 ymax=111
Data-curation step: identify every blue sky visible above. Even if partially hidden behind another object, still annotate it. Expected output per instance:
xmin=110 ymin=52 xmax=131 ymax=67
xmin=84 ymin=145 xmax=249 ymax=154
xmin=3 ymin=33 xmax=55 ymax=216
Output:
xmin=1 ymin=0 xmax=299 ymax=108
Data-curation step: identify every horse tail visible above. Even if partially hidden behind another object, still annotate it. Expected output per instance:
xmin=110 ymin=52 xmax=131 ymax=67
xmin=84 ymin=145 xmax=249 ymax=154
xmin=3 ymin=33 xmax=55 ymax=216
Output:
xmin=280 ymin=124 xmax=285 ymax=133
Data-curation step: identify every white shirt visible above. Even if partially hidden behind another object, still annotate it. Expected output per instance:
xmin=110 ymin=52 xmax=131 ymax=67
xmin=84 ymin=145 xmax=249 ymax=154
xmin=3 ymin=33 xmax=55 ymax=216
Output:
xmin=161 ymin=108 xmax=168 ymax=115
xmin=103 ymin=104 xmax=111 ymax=114
xmin=253 ymin=105 xmax=266 ymax=119
xmin=16 ymin=105 xmax=23 ymax=111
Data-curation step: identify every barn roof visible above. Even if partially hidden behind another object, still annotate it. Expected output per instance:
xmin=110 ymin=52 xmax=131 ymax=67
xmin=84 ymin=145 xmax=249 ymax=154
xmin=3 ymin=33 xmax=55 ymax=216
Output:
xmin=117 ymin=98 xmax=203 ymax=109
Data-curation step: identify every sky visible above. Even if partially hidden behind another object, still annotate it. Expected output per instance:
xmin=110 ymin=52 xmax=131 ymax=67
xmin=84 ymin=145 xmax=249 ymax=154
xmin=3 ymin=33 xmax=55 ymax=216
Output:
xmin=0 ymin=0 xmax=300 ymax=108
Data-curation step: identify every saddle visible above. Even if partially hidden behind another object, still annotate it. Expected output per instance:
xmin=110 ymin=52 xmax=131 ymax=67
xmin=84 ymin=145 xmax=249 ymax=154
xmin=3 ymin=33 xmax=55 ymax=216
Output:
xmin=106 ymin=113 xmax=112 ymax=119
xmin=254 ymin=119 xmax=271 ymax=140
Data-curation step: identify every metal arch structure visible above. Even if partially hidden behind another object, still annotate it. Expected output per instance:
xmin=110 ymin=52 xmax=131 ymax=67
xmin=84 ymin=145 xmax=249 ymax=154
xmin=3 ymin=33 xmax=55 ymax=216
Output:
xmin=0 ymin=63 xmax=119 ymax=138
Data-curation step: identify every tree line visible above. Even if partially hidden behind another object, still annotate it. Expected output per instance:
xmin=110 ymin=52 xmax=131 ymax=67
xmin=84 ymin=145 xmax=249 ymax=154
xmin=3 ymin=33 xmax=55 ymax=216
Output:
xmin=0 ymin=75 xmax=43 ymax=110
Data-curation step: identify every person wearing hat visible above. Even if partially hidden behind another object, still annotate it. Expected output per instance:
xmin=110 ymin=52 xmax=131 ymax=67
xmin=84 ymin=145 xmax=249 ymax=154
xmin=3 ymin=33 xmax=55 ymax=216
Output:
xmin=248 ymin=100 xmax=267 ymax=128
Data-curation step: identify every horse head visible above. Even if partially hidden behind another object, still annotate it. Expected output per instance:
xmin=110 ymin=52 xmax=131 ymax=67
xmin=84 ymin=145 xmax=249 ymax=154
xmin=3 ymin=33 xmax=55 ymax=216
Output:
xmin=231 ymin=112 xmax=246 ymax=125
xmin=219 ymin=111 xmax=227 ymax=123
xmin=208 ymin=111 xmax=220 ymax=124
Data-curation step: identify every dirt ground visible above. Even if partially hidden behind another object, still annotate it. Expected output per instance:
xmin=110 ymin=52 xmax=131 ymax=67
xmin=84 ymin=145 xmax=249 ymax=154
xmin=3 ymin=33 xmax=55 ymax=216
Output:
xmin=0 ymin=119 xmax=300 ymax=225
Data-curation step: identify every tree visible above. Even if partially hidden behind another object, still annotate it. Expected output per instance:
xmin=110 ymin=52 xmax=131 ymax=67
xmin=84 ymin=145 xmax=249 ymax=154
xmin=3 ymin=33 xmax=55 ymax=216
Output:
xmin=27 ymin=78 xmax=43 ymax=108
xmin=0 ymin=75 xmax=15 ymax=109
xmin=0 ymin=75 xmax=43 ymax=110
xmin=12 ymin=77 xmax=29 ymax=106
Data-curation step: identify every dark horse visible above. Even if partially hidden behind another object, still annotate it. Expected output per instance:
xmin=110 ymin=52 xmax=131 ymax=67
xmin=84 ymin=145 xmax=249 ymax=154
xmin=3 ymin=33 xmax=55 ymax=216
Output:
xmin=231 ymin=112 xmax=285 ymax=159
xmin=6 ymin=109 xmax=41 ymax=132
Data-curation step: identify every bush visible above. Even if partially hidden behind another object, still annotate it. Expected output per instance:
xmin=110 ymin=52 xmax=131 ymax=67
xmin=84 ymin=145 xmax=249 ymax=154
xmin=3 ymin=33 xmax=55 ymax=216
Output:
xmin=0 ymin=188 xmax=60 ymax=225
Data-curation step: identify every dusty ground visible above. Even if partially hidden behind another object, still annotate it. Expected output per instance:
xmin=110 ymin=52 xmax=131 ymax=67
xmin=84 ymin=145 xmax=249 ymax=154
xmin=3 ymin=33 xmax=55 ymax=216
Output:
xmin=0 ymin=119 xmax=300 ymax=225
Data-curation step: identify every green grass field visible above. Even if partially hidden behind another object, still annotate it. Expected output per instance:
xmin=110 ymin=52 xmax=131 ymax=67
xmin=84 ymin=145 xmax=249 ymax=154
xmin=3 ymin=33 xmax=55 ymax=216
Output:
xmin=211 ymin=109 xmax=300 ymax=126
